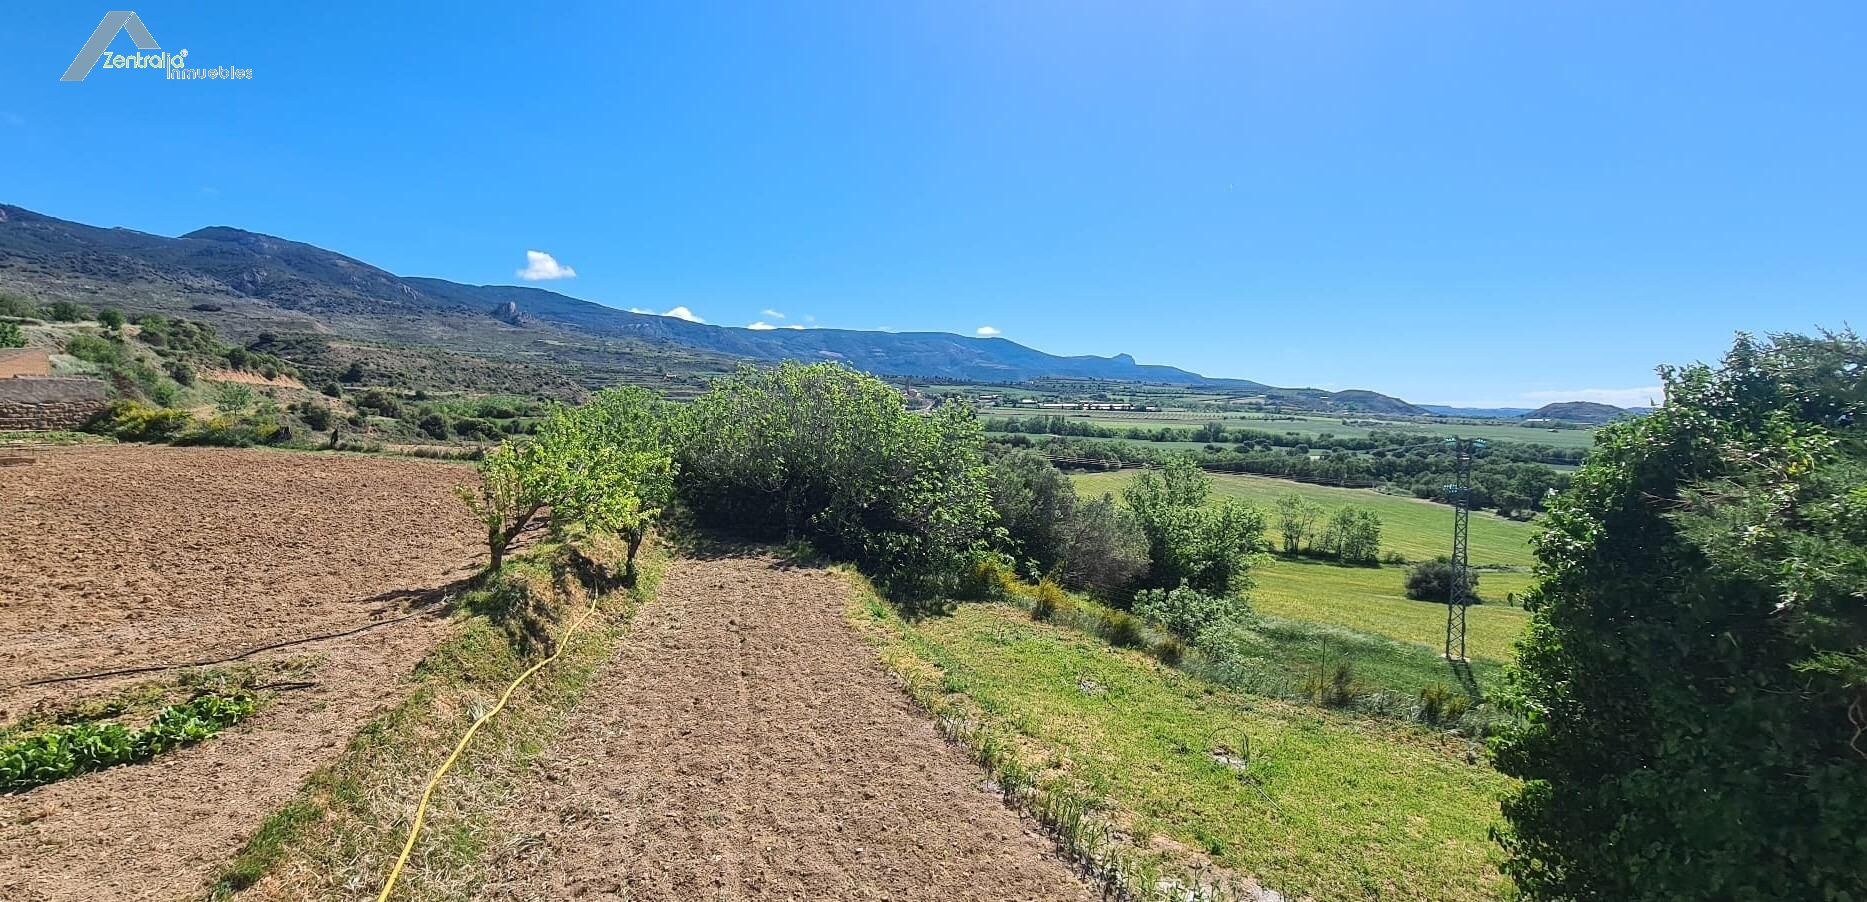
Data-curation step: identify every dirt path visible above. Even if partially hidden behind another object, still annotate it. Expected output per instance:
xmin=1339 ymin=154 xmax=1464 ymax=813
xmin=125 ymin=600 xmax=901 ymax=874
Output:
xmin=0 ymin=446 xmax=481 ymax=902
xmin=484 ymin=554 xmax=1092 ymax=902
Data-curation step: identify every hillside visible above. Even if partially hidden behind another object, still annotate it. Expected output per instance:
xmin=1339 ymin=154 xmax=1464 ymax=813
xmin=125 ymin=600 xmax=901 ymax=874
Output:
xmin=1522 ymin=401 xmax=1631 ymax=423
xmin=0 ymin=203 xmax=1420 ymax=412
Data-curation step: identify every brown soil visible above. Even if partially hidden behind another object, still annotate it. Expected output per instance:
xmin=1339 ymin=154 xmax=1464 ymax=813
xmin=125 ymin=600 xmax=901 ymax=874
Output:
xmin=482 ymin=554 xmax=1091 ymax=902
xmin=0 ymin=445 xmax=483 ymax=902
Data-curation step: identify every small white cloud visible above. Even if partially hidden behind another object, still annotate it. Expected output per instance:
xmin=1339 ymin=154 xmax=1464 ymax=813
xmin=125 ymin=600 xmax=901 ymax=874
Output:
xmin=1522 ymin=386 xmax=1664 ymax=408
xmin=746 ymin=321 xmax=777 ymax=330
xmin=975 ymin=325 xmax=1001 ymax=336
xmin=784 ymin=324 xmax=806 ymax=330
xmin=761 ymin=308 xmax=785 ymax=319
xmin=627 ymin=305 xmax=707 ymax=323
xmin=517 ymin=250 xmax=576 ymax=281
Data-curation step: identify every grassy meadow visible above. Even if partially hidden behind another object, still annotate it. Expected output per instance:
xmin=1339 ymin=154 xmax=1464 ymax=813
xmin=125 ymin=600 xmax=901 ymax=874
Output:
xmin=1254 ymin=558 xmax=1533 ymax=664
xmin=857 ymin=598 xmax=1515 ymax=900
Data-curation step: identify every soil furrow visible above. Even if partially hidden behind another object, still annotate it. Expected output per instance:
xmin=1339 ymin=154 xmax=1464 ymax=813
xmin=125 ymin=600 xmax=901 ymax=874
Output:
xmin=486 ymin=554 xmax=1091 ymax=901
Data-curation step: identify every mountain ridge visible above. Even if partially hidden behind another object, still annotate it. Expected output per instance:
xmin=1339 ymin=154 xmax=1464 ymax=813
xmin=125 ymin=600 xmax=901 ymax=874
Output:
xmin=0 ymin=202 xmax=1421 ymax=413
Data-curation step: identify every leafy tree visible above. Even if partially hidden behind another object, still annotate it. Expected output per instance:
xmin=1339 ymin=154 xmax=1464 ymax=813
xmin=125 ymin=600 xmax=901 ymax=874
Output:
xmin=96 ymin=307 xmax=125 ymax=330
xmin=1273 ymin=493 xmax=1323 ymax=555
xmin=1123 ymin=457 xmax=1265 ymax=597
xmin=459 ymin=387 xmax=675 ymax=574
xmin=985 ymin=448 xmax=1078 ymax=576
xmin=417 ymin=412 xmax=451 ymax=440
xmin=1319 ymin=506 xmax=1382 ymax=564
xmin=41 ymin=301 xmax=87 ymax=322
xmin=339 ymin=361 xmax=366 ymax=383
xmin=1494 ymin=330 xmax=1867 ymax=900
xmin=1056 ymin=494 xmax=1151 ymax=597
xmin=675 ymin=362 xmax=995 ymax=595
xmin=0 ymin=322 xmax=23 ymax=349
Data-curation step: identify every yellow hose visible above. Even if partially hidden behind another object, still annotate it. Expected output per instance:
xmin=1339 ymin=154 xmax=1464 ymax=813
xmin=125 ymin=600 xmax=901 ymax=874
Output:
xmin=375 ymin=586 xmax=604 ymax=902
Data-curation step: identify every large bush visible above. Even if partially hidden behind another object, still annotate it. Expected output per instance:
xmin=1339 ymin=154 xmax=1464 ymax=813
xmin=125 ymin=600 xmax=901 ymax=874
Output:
xmin=675 ymin=362 xmax=995 ymax=595
xmin=1057 ymin=493 xmax=1151 ymax=596
xmin=1122 ymin=456 xmax=1264 ymax=597
xmin=1133 ymin=582 xmax=1247 ymax=643
xmin=0 ymin=322 xmax=23 ymax=349
xmin=984 ymin=448 xmax=1077 ymax=576
xmin=1493 ymin=331 xmax=1867 ymax=900
xmin=984 ymin=449 xmax=1151 ymax=596
xmin=1403 ymin=556 xmax=1479 ymax=603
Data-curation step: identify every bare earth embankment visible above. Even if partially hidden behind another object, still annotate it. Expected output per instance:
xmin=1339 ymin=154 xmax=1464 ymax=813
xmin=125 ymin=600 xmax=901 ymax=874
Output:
xmin=484 ymin=554 xmax=1092 ymax=901
xmin=0 ymin=445 xmax=480 ymax=902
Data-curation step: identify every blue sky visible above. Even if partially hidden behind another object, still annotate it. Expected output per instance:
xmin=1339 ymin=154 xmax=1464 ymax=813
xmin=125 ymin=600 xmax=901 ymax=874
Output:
xmin=1 ymin=2 xmax=1862 ymax=407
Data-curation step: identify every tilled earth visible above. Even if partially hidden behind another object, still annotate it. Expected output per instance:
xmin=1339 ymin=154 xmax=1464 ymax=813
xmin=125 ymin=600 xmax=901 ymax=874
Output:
xmin=483 ymin=554 xmax=1092 ymax=901
xmin=0 ymin=445 xmax=481 ymax=902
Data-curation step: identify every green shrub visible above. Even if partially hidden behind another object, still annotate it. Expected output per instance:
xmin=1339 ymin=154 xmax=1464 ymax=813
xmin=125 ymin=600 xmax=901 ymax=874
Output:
xmin=675 ymin=362 xmax=995 ymax=596
xmin=1099 ymin=610 xmax=1145 ymax=648
xmin=417 ymin=412 xmax=451 ymax=440
xmin=1403 ymin=557 xmax=1479 ymax=603
xmin=1132 ymin=582 xmax=1248 ymax=643
xmin=1494 ymin=330 xmax=1867 ymax=900
xmin=96 ymin=307 xmax=125 ymax=330
xmin=64 ymin=332 xmax=123 ymax=366
xmin=88 ymin=400 xmax=194 ymax=442
xmin=214 ymin=382 xmax=255 ymax=413
xmin=40 ymin=301 xmax=88 ymax=322
xmin=1418 ymin=683 xmax=1469 ymax=725
xmin=296 ymin=402 xmax=333 ymax=431
xmin=1030 ymin=578 xmax=1068 ymax=622
xmin=1303 ymin=660 xmax=1360 ymax=707
xmin=166 ymin=359 xmax=196 ymax=385
xmin=0 ymin=322 xmax=22 ymax=348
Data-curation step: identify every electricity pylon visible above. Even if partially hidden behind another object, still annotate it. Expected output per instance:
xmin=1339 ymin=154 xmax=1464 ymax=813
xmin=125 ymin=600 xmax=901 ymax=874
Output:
xmin=1443 ymin=437 xmax=1483 ymax=661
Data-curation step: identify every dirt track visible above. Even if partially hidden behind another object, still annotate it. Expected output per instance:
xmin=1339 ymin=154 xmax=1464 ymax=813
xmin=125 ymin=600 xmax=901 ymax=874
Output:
xmin=484 ymin=554 xmax=1092 ymax=901
xmin=0 ymin=445 xmax=481 ymax=901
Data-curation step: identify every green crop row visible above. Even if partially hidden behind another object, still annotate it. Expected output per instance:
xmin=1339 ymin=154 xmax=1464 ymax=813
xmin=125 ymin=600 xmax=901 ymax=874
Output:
xmin=0 ymin=691 xmax=258 ymax=793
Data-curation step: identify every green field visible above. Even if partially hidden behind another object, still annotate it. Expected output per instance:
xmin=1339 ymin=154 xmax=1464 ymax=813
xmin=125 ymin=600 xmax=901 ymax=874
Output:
xmin=1255 ymin=559 xmax=1533 ymax=663
xmin=1073 ymin=469 xmax=1541 ymax=568
xmin=862 ymin=600 xmax=1514 ymax=900
xmin=984 ymin=406 xmax=1598 ymax=450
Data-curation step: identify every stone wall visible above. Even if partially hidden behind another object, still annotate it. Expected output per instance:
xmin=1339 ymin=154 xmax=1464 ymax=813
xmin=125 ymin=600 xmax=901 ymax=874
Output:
xmin=0 ymin=378 xmax=110 ymax=431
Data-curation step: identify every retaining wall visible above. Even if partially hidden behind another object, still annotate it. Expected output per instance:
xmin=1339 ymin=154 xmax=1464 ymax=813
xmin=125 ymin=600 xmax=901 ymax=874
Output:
xmin=0 ymin=378 xmax=110 ymax=431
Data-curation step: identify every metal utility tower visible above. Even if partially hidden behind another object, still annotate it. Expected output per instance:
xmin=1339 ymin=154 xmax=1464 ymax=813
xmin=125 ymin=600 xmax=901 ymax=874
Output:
xmin=1443 ymin=438 xmax=1482 ymax=661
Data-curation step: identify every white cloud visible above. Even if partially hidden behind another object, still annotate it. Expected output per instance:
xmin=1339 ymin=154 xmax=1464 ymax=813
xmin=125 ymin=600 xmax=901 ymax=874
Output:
xmin=761 ymin=308 xmax=785 ymax=319
xmin=626 ymin=305 xmax=707 ymax=323
xmin=1522 ymin=386 xmax=1664 ymax=408
xmin=784 ymin=324 xmax=806 ymax=330
xmin=975 ymin=325 xmax=1001 ymax=336
xmin=746 ymin=321 xmax=777 ymax=330
xmin=516 ymin=249 xmax=576 ymax=281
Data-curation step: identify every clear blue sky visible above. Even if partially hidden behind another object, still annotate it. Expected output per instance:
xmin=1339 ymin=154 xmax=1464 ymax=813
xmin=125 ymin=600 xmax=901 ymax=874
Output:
xmin=2 ymin=2 xmax=1862 ymax=407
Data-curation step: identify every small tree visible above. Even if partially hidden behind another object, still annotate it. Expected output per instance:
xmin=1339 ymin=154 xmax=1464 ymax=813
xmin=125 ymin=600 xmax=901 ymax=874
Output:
xmin=1274 ymin=493 xmax=1322 ymax=555
xmin=1124 ymin=457 xmax=1265 ymax=597
xmin=1134 ymin=582 xmax=1249 ymax=643
xmin=1057 ymin=494 xmax=1151 ymax=597
xmin=96 ymin=307 xmax=125 ymax=330
xmin=1319 ymin=507 xmax=1382 ymax=564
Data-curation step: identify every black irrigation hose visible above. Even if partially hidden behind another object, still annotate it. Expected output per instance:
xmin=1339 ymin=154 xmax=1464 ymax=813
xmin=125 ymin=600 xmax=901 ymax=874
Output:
xmin=20 ymin=610 xmax=434 ymax=687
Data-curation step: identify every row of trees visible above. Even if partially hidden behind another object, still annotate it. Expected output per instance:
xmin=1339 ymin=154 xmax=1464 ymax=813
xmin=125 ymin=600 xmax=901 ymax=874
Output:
xmin=1019 ymin=433 xmax=1569 ymax=516
xmin=1272 ymin=494 xmax=1382 ymax=564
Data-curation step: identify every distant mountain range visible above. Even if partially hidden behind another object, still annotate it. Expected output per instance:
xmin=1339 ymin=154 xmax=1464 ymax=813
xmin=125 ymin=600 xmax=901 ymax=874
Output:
xmin=0 ymin=203 xmax=1633 ymax=420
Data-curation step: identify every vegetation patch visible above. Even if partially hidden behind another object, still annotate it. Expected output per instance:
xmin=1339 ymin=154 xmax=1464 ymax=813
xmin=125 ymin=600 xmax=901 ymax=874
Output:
xmin=208 ymin=538 xmax=663 ymax=900
xmin=2 ymin=687 xmax=259 ymax=793
xmin=850 ymin=585 xmax=1515 ymax=901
